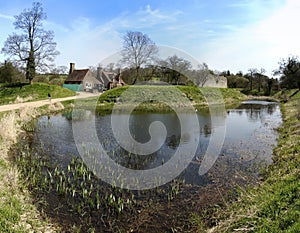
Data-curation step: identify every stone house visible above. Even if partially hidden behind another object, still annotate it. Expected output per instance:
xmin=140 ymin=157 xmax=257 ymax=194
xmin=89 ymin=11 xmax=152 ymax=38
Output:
xmin=64 ymin=63 xmax=100 ymax=92
xmin=96 ymin=67 xmax=126 ymax=90
xmin=202 ymin=74 xmax=227 ymax=88
xmin=64 ymin=63 xmax=126 ymax=92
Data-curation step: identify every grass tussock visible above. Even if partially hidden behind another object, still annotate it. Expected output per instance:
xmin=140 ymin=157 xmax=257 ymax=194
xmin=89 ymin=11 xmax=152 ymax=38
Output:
xmin=206 ymin=90 xmax=300 ymax=233
xmin=0 ymin=112 xmax=18 ymax=144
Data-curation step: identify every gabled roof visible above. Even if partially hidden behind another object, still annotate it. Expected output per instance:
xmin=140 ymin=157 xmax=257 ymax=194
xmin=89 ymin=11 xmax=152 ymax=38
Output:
xmin=97 ymin=70 xmax=114 ymax=84
xmin=65 ymin=69 xmax=89 ymax=82
xmin=114 ymin=73 xmax=126 ymax=84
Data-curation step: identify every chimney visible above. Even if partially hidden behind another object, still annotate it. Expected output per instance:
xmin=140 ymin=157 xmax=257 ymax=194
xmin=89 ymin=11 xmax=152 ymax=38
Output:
xmin=97 ymin=67 xmax=103 ymax=79
xmin=118 ymin=68 xmax=122 ymax=83
xmin=69 ymin=63 xmax=75 ymax=74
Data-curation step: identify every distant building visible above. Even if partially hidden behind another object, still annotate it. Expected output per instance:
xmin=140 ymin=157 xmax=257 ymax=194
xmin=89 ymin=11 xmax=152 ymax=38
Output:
xmin=63 ymin=63 xmax=125 ymax=92
xmin=96 ymin=67 xmax=126 ymax=90
xmin=202 ymin=74 xmax=227 ymax=88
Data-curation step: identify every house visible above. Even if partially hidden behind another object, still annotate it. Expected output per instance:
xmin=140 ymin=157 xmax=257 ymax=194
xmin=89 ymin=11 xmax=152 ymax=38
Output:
xmin=96 ymin=67 xmax=126 ymax=90
xmin=63 ymin=63 xmax=125 ymax=92
xmin=64 ymin=63 xmax=100 ymax=92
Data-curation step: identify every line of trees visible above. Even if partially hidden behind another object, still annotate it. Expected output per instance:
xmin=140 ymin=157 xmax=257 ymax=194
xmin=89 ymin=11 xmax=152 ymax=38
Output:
xmin=223 ymin=55 xmax=300 ymax=95
xmin=274 ymin=56 xmax=300 ymax=89
xmin=117 ymin=31 xmax=215 ymax=86
xmin=0 ymin=61 xmax=25 ymax=83
xmin=118 ymin=30 xmax=300 ymax=92
xmin=223 ymin=69 xmax=278 ymax=95
xmin=1 ymin=3 xmax=299 ymax=92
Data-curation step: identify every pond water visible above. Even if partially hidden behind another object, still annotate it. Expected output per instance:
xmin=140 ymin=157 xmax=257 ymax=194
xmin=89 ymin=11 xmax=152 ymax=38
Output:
xmin=32 ymin=100 xmax=282 ymax=187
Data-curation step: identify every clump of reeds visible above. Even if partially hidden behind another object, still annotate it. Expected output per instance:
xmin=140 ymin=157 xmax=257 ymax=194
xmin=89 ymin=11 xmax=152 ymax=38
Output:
xmin=0 ymin=112 xmax=19 ymax=143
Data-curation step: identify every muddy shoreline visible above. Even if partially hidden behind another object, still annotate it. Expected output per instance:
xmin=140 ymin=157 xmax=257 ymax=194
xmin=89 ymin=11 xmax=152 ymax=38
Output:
xmin=14 ymin=129 xmax=265 ymax=232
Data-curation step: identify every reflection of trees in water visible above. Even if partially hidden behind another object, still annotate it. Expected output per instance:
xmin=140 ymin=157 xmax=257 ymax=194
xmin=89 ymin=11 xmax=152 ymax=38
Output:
xmin=100 ymin=134 xmax=177 ymax=170
xmin=235 ymin=103 xmax=277 ymax=122
xmin=267 ymin=104 xmax=276 ymax=115
xmin=97 ymin=103 xmax=279 ymax=172
xmin=201 ymin=124 xmax=211 ymax=137
xmin=247 ymin=108 xmax=260 ymax=122
xmin=166 ymin=134 xmax=180 ymax=149
xmin=103 ymin=142 xmax=159 ymax=170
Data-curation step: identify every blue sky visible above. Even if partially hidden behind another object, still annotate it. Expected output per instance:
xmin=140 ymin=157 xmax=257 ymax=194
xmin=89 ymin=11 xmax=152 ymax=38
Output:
xmin=1 ymin=0 xmax=300 ymax=76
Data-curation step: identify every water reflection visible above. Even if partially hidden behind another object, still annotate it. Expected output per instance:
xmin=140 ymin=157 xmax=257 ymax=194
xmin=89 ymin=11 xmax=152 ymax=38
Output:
xmin=32 ymin=100 xmax=282 ymax=186
xmin=235 ymin=100 xmax=278 ymax=122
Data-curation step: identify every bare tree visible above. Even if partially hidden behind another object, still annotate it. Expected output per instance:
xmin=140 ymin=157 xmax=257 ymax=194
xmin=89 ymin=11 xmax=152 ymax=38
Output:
xmin=164 ymin=55 xmax=192 ymax=85
xmin=248 ymin=68 xmax=258 ymax=91
xmin=257 ymin=68 xmax=266 ymax=92
xmin=195 ymin=63 xmax=210 ymax=87
xmin=1 ymin=2 xmax=59 ymax=84
xmin=121 ymin=31 xmax=158 ymax=84
xmin=105 ymin=62 xmax=116 ymax=72
xmin=50 ymin=65 xmax=68 ymax=75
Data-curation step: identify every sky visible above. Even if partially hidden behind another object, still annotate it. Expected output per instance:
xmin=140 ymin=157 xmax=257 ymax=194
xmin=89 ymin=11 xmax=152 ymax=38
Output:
xmin=1 ymin=0 xmax=300 ymax=76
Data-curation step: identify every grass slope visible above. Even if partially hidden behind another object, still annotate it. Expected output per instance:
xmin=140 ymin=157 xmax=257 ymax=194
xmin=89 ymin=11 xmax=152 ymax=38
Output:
xmin=0 ymin=82 xmax=75 ymax=105
xmin=0 ymin=111 xmax=59 ymax=232
xmin=98 ymin=86 xmax=246 ymax=106
xmin=208 ymin=90 xmax=300 ymax=232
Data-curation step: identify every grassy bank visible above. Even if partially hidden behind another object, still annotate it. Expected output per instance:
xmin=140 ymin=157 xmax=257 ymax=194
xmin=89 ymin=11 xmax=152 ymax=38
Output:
xmin=95 ymin=86 xmax=246 ymax=113
xmin=98 ymin=86 xmax=246 ymax=104
xmin=0 ymin=82 xmax=75 ymax=105
xmin=0 ymin=104 xmax=66 ymax=232
xmin=207 ymin=90 xmax=300 ymax=232
xmin=1 ymin=86 xmax=291 ymax=232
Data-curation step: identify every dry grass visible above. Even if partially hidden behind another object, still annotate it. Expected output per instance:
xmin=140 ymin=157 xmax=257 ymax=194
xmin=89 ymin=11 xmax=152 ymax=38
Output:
xmin=0 ymin=112 xmax=18 ymax=144
xmin=14 ymin=95 xmax=36 ymax=104
xmin=48 ymin=101 xmax=65 ymax=111
xmin=0 ymin=111 xmax=60 ymax=232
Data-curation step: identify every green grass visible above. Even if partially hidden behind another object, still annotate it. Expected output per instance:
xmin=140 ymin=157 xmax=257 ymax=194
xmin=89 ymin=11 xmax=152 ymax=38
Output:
xmin=0 ymin=111 xmax=58 ymax=232
xmin=0 ymin=82 xmax=75 ymax=105
xmin=0 ymin=193 xmax=24 ymax=233
xmin=207 ymin=90 xmax=300 ymax=233
xmin=76 ymin=85 xmax=246 ymax=114
xmin=98 ymin=85 xmax=246 ymax=106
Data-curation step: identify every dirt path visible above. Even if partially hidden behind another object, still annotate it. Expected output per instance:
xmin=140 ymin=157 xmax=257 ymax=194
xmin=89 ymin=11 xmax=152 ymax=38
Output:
xmin=0 ymin=92 xmax=100 ymax=112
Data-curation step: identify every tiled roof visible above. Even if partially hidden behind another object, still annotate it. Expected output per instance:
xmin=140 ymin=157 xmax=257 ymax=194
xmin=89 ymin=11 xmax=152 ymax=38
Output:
xmin=65 ymin=69 xmax=89 ymax=82
xmin=97 ymin=71 xmax=113 ymax=84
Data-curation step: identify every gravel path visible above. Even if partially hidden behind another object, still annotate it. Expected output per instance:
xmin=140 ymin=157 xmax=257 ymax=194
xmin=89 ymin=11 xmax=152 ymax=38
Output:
xmin=0 ymin=92 xmax=100 ymax=112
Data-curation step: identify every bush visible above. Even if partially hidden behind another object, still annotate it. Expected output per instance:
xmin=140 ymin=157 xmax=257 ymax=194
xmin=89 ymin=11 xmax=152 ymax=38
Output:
xmin=227 ymin=75 xmax=249 ymax=88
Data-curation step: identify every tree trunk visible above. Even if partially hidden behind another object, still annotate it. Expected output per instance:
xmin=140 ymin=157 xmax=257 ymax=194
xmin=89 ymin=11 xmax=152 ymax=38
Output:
xmin=258 ymin=75 xmax=261 ymax=92
xmin=26 ymin=50 xmax=35 ymax=84
xmin=132 ymin=67 xmax=140 ymax=85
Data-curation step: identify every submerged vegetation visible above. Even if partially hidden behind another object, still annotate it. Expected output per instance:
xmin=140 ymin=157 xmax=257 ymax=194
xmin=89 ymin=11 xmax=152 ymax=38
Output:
xmin=1 ymin=87 xmax=299 ymax=232
xmin=14 ymin=132 xmax=192 ymax=232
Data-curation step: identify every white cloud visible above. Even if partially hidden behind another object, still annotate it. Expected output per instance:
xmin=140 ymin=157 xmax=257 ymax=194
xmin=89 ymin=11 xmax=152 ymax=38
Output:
xmin=0 ymin=13 xmax=13 ymax=20
xmin=4 ymin=0 xmax=298 ymax=77
xmin=198 ymin=0 xmax=300 ymax=75
xmin=52 ymin=4 xmax=183 ymax=68
xmin=118 ymin=5 xmax=182 ymax=29
xmin=53 ymin=17 xmax=122 ymax=68
xmin=0 ymin=4 xmax=185 ymax=69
